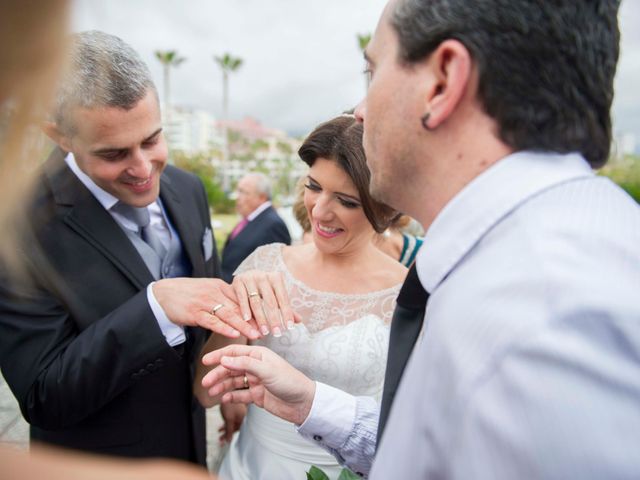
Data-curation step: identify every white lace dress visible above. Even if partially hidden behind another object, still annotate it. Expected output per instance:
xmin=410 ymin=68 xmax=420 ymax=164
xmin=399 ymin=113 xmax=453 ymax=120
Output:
xmin=218 ymin=243 xmax=400 ymax=480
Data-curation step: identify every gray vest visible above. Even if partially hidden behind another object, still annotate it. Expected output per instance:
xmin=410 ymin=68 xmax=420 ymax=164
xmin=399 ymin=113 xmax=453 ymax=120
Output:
xmin=119 ymin=201 xmax=192 ymax=280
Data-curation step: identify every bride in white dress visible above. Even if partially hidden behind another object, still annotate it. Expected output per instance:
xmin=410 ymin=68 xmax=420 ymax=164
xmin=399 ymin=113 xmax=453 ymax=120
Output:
xmin=196 ymin=115 xmax=407 ymax=479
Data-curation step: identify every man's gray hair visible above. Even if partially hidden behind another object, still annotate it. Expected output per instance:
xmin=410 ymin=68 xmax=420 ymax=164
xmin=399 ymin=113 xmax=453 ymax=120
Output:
xmin=246 ymin=172 xmax=272 ymax=200
xmin=54 ymin=30 xmax=157 ymax=134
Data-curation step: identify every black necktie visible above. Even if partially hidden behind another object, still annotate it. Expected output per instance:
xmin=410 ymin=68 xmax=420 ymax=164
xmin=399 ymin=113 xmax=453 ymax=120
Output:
xmin=377 ymin=263 xmax=429 ymax=444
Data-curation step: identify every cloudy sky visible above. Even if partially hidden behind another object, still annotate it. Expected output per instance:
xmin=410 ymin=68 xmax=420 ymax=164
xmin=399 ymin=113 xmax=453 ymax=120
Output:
xmin=72 ymin=0 xmax=640 ymax=141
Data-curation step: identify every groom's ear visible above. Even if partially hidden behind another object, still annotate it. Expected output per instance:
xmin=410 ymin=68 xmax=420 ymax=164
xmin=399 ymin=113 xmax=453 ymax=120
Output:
xmin=42 ymin=121 xmax=72 ymax=152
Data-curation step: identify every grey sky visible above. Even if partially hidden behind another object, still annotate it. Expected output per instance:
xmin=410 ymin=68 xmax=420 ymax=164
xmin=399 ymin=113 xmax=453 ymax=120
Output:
xmin=72 ymin=0 xmax=639 ymax=141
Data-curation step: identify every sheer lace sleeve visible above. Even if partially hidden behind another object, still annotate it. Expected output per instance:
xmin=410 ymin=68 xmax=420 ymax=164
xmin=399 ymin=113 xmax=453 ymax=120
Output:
xmin=233 ymin=242 xmax=285 ymax=277
xmin=244 ymin=243 xmax=402 ymax=398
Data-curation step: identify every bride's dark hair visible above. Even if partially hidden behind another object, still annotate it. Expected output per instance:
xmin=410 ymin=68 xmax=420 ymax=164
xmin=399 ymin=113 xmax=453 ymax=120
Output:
xmin=297 ymin=115 xmax=398 ymax=233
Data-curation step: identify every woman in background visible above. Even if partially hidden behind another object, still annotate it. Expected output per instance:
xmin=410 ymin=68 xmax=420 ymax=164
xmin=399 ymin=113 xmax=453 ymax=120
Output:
xmin=374 ymin=214 xmax=424 ymax=267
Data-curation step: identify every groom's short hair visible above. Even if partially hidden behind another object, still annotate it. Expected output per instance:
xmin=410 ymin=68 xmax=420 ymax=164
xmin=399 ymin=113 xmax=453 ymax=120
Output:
xmin=53 ymin=30 xmax=158 ymax=135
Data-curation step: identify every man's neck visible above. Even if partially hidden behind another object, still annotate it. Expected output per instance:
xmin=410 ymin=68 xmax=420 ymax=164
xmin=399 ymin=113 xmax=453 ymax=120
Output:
xmin=409 ymin=130 xmax=513 ymax=231
xmin=246 ymin=200 xmax=271 ymax=221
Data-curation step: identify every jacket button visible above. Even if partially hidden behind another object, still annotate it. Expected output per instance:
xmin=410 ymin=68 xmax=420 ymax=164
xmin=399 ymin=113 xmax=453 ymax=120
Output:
xmin=146 ymin=363 xmax=156 ymax=371
xmin=313 ymin=435 xmax=322 ymax=442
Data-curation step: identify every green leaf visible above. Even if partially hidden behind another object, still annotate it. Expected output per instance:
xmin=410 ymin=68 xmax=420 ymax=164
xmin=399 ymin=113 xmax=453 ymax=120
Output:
xmin=338 ymin=468 xmax=361 ymax=479
xmin=307 ymin=465 xmax=330 ymax=480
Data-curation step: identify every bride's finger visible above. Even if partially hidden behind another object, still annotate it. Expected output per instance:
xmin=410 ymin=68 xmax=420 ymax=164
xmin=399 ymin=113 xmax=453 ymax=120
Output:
xmin=258 ymin=275 xmax=282 ymax=336
xmin=270 ymin=272 xmax=294 ymax=329
xmin=232 ymin=276 xmax=253 ymax=322
xmin=243 ymin=275 xmax=270 ymax=336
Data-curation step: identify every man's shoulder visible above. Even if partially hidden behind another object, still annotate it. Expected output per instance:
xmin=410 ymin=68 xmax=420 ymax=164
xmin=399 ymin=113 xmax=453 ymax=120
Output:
xmin=162 ymin=164 xmax=202 ymax=187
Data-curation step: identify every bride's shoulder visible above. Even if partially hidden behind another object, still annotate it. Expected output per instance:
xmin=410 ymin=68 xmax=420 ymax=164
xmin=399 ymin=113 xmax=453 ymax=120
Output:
xmin=238 ymin=242 xmax=287 ymax=271
xmin=373 ymin=249 xmax=408 ymax=286
xmin=280 ymin=242 xmax=313 ymax=265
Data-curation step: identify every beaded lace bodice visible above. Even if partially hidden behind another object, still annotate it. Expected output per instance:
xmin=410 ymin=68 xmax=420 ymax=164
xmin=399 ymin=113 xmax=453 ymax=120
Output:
xmin=236 ymin=243 xmax=400 ymax=398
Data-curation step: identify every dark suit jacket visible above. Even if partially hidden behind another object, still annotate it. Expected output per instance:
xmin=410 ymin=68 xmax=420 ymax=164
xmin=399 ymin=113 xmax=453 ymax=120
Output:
xmin=0 ymin=149 xmax=219 ymax=464
xmin=220 ymin=205 xmax=291 ymax=282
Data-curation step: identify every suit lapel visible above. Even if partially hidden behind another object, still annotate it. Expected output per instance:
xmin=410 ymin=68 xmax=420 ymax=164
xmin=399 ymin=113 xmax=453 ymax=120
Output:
xmin=45 ymin=150 xmax=154 ymax=290
xmin=159 ymin=173 xmax=205 ymax=277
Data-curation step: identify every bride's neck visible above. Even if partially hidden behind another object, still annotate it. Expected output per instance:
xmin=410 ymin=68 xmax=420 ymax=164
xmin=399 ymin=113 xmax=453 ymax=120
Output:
xmin=309 ymin=239 xmax=378 ymax=271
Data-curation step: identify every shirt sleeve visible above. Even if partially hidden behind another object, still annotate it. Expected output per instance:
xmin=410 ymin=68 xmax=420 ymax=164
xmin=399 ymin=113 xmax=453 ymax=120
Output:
xmin=297 ymin=382 xmax=379 ymax=477
xmin=146 ymin=282 xmax=186 ymax=346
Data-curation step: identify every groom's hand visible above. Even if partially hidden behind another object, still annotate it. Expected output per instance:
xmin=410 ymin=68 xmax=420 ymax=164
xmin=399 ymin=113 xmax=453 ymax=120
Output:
xmin=153 ymin=278 xmax=261 ymax=340
xmin=201 ymin=344 xmax=316 ymax=425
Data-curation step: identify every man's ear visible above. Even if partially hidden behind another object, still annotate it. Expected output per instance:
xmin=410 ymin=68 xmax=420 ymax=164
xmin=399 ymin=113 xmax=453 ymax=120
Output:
xmin=422 ymin=39 xmax=473 ymax=130
xmin=42 ymin=121 xmax=72 ymax=151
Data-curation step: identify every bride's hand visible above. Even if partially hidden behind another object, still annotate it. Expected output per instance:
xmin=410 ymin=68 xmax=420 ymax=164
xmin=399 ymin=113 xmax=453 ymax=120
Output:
xmin=218 ymin=402 xmax=246 ymax=444
xmin=232 ymin=270 xmax=301 ymax=337
xmin=201 ymin=344 xmax=316 ymax=426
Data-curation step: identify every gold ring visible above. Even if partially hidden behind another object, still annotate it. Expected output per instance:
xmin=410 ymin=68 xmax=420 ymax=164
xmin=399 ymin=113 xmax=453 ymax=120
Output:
xmin=248 ymin=292 xmax=261 ymax=299
xmin=242 ymin=374 xmax=249 ymax=389
xmin=211 ymin=303 xmax=224 ymax=315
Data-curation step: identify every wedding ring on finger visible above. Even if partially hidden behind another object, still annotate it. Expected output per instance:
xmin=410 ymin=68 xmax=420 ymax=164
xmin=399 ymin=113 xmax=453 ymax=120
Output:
xmin=248 ymin=291 xmax=261 ymax=300
xmin=210 ymin=303 xmax=225 ymax=316
xmin=242 ymin=374 xmax=249 ymax=389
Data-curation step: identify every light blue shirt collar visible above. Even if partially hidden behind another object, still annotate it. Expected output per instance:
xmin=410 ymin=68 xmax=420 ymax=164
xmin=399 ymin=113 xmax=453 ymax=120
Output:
xmin=416 ymin=151 xmax=593 ymax=293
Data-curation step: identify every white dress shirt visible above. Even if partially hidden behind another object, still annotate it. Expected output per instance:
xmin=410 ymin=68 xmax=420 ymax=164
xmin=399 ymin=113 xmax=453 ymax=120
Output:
xmin=247 ymin=200 xmax=272 ymax=221
xmin=65 ymin=153 xmax=185 ymax=346
xmin=299 ymin=151 xmax=640 ymax=478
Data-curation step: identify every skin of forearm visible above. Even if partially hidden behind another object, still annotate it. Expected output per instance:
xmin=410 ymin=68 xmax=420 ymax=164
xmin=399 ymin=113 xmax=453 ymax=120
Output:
xmin=193 ymin=333 xmax=248 ymax=407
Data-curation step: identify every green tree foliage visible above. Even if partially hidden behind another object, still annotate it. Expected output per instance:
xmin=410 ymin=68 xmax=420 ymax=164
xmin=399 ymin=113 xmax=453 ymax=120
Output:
xmin=173 ymin=151 xmax=235 ymax=213
xmin=599 ymin=154 xmax=640 ymax=203
xmin=307 ymin=466 xmax=361 ymax=480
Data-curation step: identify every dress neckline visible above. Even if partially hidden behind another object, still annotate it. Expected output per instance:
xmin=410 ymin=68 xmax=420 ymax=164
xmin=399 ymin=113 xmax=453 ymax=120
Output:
xmin=274 ymin=243 xmax=402 ymax=299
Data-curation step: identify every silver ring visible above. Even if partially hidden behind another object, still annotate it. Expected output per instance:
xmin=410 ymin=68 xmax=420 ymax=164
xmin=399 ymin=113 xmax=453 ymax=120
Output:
xmin=210 ymin=303 xmax=224 ymax=315
xmin=248 ymin=292 xmax=261 ymax=299
xmin=242 ymin=374 xmax=249 ymax=389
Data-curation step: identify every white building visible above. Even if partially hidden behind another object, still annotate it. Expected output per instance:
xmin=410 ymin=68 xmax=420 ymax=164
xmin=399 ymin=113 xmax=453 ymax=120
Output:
xmin=162 ymin=105 xmax=222 ymax=154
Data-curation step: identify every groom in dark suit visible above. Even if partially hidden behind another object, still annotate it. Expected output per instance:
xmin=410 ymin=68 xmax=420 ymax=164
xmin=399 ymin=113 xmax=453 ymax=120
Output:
xmin=0 ymin=31 xmax=259 ymax=465
xmin=221 ymin=172 xmax=291 ymax=282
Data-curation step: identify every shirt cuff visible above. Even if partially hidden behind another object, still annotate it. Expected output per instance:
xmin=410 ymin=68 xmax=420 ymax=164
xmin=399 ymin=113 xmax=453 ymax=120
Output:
xmin=147 ymin=282 xmax=186 ymax=347
xmin=297 ymin=382 xmax=357 ymax=449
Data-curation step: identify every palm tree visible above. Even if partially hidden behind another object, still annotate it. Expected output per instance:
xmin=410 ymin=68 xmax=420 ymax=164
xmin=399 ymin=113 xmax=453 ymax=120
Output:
xmin=214 ymin=53 xmax=243 ymax=192
xmin=214 ymin=53 xmax=243 ymax=121
xmin=154 ymin=50 xmax=186 ymax=113
xmin=357 ymin=33 xmax=371 ymax=90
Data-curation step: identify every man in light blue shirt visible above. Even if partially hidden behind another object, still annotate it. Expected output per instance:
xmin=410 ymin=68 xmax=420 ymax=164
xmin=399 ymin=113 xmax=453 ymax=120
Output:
xmin=202 ymin=0 xmax=640 ymax=477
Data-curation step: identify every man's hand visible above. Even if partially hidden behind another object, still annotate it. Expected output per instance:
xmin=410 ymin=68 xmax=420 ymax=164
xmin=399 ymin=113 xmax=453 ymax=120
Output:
xmin=201 ymin=344 xmax=316 ymax=425
xmin=153 ymin=278 xmax=261 ymax=340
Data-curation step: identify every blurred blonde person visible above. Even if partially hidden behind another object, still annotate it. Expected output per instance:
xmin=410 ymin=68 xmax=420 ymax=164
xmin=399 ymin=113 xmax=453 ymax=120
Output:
xmin=0 ymin=1 xmax=211 ymax=478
